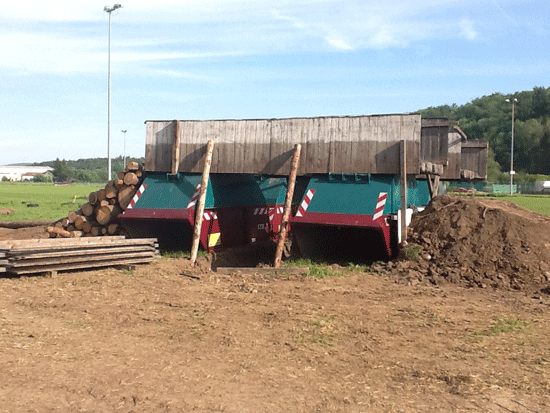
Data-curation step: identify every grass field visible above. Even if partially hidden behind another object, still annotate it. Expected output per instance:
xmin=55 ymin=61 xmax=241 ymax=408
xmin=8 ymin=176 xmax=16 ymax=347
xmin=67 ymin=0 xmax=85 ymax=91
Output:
xmin=488 ymin=194 xmax=550 ymax=216
xmin=0 ymin=183 xmax=103 ymax=222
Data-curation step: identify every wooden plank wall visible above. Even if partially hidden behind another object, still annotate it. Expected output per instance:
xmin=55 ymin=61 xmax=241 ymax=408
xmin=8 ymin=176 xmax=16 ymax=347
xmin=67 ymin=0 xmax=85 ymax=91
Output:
xmin=144 ymin=114 xmax=422 ymax=175
xmin=440 ymin=131 xmax=463 ymax=180
xmin=420 ymin=119 xmax=450 ymax=165
xmin=461 ymin=141 xmax=489 ymax=180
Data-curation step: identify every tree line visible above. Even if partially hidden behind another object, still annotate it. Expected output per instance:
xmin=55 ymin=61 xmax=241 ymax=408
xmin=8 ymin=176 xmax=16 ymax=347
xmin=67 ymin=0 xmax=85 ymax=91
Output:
xmin=418 ymin=86 xmax=550 ymax=182
xmin=33 ymin=156 xmax=145 ymax=183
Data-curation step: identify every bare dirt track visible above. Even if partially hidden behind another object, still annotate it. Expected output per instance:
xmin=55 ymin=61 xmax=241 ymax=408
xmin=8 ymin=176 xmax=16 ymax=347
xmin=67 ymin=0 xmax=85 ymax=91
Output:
xmin=1 ymin=196 xmax=550 ymax=412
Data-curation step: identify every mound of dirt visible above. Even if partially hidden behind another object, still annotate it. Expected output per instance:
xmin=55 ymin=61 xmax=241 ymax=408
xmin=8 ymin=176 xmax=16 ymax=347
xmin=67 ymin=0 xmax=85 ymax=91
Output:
xmin=380 ymin=195 xmax=550 ymax=294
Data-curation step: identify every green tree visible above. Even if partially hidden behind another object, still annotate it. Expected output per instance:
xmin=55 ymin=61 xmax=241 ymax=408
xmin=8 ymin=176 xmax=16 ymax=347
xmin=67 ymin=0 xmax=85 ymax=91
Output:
xmin=52 ymin=158 xmax=74 ymax=182
xmin=32 ymin=173 xmax=53 ymax=183
xmin=532 ymin=86 xmax=550 ymax=119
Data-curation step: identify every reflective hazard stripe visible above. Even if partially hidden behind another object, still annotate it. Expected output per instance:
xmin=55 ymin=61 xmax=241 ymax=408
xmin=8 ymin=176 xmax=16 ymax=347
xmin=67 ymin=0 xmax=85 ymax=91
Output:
xmin=254 ymin=206 xmax=284 ymax=217
xmin=127 ymin=184 xmax=147 ymax=209
xmin=186 ymin=184 xmax=201 ymax=209
xmin=203 ymin=211 xmax=218 ymax=220
xmin=296 ymin=189 xmax=316 ymax=217
xmin=373 ymin=192 xmax=388 ymax=221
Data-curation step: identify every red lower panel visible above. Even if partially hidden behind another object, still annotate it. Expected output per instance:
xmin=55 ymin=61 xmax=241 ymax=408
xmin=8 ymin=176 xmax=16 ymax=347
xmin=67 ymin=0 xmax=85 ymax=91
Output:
xmin=290 ymin=212 xmax=392 ymax=257
xmin=119 ymin=208 xmax=194 ymax=221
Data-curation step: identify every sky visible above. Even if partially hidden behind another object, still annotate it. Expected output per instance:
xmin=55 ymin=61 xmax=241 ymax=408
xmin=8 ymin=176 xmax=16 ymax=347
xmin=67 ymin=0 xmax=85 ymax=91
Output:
xmin=1 ymin=0 xmax=549 ymax=165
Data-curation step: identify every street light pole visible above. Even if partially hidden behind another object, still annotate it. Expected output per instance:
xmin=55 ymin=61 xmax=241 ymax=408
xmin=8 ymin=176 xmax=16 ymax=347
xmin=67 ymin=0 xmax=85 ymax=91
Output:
xmin=122 ymin=129 xmax=127 ymax=167
xmin=505 ymin=98 xmax=518 ymax=195
xmin=104 ymin=4 xmax=122 ymax=182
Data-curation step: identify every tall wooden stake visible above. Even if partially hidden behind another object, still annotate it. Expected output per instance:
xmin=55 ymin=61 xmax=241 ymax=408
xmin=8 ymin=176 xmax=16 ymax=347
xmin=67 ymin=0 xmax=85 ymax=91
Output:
xmin=171 ymin=120 xmax=181 ymax=175
xmin=190 ymin=140 xmax=214 ymax=265
xmin=274 ymin=144 xmax=301 ymax=269
xmin=400 ymin=139 xmax=408 ymax=245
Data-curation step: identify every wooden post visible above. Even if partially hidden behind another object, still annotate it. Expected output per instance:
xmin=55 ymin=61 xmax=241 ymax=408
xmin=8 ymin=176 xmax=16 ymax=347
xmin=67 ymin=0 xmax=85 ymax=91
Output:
xmin=171 ymin=120 xmax=181 ymax=175
xmin=190 ymin=140 xmax=214 ymax=265
xmin=274 ymin=144 xmax=301 ymax=269
xmin=400 ymin=140 xmax=408 ymax=245
xmin=425 ymin=174 xmax=436 ymax=200
xmin=432 ymin=175 xmax=440 ymax=197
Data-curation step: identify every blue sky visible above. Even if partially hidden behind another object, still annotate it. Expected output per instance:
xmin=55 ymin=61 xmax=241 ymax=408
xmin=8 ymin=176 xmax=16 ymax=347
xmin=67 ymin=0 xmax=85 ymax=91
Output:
xmin=1 ymin=0 xmax=548 ymax=165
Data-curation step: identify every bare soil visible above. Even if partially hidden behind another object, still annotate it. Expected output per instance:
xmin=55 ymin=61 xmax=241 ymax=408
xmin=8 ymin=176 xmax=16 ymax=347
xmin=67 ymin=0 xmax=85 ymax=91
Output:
xmin=1 ymin=196 xmax=550 ymax=412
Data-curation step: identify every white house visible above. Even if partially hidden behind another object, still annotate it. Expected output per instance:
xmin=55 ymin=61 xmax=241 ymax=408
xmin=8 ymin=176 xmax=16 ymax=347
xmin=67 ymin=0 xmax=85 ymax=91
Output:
xmin=0 ymin=166 xmax=54 ymax=181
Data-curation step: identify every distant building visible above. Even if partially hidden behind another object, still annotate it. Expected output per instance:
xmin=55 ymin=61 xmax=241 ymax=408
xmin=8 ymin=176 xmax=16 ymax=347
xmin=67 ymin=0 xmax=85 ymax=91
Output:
xmin=0 ymin=166 xmax=54 ymax=182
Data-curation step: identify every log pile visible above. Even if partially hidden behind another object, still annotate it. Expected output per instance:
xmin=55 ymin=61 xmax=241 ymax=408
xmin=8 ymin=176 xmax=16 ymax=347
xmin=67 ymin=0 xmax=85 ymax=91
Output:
xmin=49 ymin=162 xmax=143 ymax=238
xmin=0 ymin=236 xmax=159 ymax=276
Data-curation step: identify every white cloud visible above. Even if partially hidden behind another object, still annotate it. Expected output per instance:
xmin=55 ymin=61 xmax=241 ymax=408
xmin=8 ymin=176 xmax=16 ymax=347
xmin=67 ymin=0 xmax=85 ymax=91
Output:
xmin=459 ymin=18 xmax=477 ymax=40
xmin=325 ymin=37 xmax=353 ymax=51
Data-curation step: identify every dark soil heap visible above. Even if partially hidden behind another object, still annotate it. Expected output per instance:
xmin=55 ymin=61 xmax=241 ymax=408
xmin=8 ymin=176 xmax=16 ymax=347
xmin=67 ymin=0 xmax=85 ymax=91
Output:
xmin=381 ymin=195 xmax=550 ymax=294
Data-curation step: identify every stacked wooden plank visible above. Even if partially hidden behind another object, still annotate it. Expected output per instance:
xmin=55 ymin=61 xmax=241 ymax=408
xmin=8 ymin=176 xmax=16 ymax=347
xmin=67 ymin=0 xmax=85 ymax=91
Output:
xmin=51 ymin=162 xmax=143 ymax=238
xmin=0 ymin=236 xmax=158 ymax=276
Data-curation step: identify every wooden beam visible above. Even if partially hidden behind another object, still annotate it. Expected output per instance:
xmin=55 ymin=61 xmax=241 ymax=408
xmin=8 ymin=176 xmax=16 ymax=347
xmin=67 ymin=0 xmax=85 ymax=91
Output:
xmin=171 ymin=119 xmax=181 ymax=175
xmin=426 ymin=174 xmax=434 ymax=199
xmin=274 ymin=144 xmax=301 ymax=269
xmin=433 ymin=175 xmax=440 ymax=197
xmin=400 ymin=140 xmax=408 ymax=245
xmin=190 ymin=140 xmax=214 ymax=265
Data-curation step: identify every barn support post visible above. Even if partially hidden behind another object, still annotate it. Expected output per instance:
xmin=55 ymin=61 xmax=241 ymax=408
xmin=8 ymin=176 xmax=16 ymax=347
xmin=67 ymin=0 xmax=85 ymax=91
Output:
xmin=274 ymin=144 xmax=301 ymax=269
xmin=400 ymin=139 xmax=408 ymax=245
xmin=171 ymin=120 xmax=181 ymax=175
xmin=190 ymin=140 xmax=214 ymax=265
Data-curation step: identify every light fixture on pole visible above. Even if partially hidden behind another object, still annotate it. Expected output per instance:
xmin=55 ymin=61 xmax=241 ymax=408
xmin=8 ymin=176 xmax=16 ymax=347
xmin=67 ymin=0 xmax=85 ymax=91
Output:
xmin=121 ymin=129 xmax=127 ymax=167
xmin=505 ymin=97 xmax=518 ymax=195
xmin=104 ymin=4 xmax=122 ymax=181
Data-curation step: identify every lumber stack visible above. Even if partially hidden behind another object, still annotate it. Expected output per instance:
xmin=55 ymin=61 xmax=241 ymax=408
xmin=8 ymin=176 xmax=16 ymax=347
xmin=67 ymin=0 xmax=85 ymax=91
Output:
xmin=0 ymin=236 xmax=159 ymax=276
xmin=51 ymin=162 xmax=143 ymax=238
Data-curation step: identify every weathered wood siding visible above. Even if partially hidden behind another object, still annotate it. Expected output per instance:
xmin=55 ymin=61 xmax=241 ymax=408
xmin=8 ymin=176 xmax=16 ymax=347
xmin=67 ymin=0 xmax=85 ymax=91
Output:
xmin=145 ymin=115 xmax=423 ymax=175
xmin=420 ymin=119 xmax=450 ymax=166
xmin=461 ymin=141 xmax=488 ymax=180
xmin=440 ymin=131 xmax=463 ymax=180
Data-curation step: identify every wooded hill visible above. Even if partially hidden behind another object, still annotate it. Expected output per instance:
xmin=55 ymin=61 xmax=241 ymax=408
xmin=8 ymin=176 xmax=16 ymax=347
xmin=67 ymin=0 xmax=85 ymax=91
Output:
xmin=418 ymin=86 xmax=550 ymax=178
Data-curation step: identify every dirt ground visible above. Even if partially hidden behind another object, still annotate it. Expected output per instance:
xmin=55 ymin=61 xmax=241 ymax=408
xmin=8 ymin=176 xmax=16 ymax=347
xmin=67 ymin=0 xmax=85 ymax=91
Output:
xmin=1 ymin=196 xmax=550 ymax=412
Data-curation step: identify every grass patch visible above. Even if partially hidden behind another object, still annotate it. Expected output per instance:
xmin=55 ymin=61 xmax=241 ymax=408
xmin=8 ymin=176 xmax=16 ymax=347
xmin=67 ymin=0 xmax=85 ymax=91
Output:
xmin=284 ymin=258 xmax=371 ymax=278
xmin=0 ymin=182 xmax=103 ymax=222
xmin=160 ymin=250 xmax=209 ymax=259
xmin=475 ymin=317 xmax=532 ymax=337
xmin=401 ymin=243 xmax=422 ymax=261
xmin=298 ymin=316 xmax=338 ymax=346
xmin=490 ymin=195 xmax=550 ymax=217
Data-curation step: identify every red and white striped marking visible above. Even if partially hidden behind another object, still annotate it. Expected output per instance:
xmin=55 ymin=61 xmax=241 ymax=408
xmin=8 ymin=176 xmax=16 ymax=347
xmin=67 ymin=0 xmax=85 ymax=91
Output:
xmin=254 ymin=206 xmax=284 ymax=218
xmin=202 ymin=211 xmax=218 ymax=221
xmin=295 ymin=189 xmax=316 ymax=217
xmin=127 ymin=184 xmax=147 ymax=210
xmin=373 ymin=192 xmax=388 ymax=221
xmin=268 ymin=206 xmax=283 ymax=221
xmin=186 ymin=184 xmax=201 ymax=209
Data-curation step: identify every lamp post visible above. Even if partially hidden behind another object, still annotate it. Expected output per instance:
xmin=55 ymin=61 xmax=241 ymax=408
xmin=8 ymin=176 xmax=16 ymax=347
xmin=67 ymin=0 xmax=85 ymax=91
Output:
xmin=121 ymin=129 xmax=127 ymax=167
xmin=505 ymin=98 xmax=518 ymax=195
xmin=104 ymin=4 xmax=122 ymax=181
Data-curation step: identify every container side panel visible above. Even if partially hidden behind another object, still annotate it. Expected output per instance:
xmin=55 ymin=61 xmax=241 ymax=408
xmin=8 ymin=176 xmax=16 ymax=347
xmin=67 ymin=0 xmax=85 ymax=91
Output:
xmin=145 ymin=114 xmax=422 ymax=175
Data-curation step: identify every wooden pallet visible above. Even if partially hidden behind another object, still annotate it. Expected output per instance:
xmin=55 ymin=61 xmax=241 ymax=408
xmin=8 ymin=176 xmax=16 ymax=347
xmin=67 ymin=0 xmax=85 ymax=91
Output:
xmin=0 ymin=237 xmax=158 ymax=276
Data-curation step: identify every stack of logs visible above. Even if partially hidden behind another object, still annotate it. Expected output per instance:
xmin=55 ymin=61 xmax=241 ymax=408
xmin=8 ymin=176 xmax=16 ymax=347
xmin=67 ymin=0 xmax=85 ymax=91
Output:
xmin=48 ymin=161 xmax=143 ymax=238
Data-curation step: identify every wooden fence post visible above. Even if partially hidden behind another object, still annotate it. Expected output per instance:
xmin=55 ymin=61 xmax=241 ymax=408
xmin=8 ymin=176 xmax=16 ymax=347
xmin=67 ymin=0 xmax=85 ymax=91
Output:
xmin=274 ymin=144 xmax=301 ymax=269
xmin=190 ymin=140 xmax=214 ymax=265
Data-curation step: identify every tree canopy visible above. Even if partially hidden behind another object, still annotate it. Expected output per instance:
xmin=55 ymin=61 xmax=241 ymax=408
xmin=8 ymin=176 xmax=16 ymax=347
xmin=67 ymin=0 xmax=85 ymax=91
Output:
xmin=418 ymin=86 xmax=550 ymax=177
xmin=38 ymin=156 xmax=144 ymax=183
